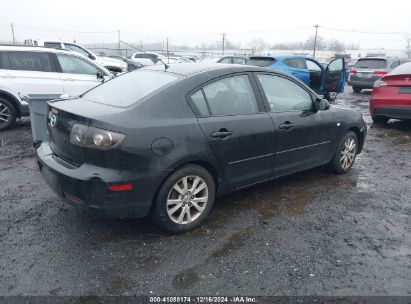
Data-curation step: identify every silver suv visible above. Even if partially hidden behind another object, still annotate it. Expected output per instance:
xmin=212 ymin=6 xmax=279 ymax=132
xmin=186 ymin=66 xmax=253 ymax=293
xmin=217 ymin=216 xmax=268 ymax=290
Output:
xmin=348 ymin=57 xmax=410 ymax=93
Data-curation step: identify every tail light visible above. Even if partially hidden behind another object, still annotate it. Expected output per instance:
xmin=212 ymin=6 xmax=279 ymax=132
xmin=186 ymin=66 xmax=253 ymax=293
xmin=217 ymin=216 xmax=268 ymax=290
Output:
xmin=70 ymin=124 xmax=125 ymax=150
xmin=374 ymin=71 xmax=388 ymax=76
xmin=350 ymin=69 xmax=357 ymax=75
xmin=373 ymin=80 xmax=387 ymax=88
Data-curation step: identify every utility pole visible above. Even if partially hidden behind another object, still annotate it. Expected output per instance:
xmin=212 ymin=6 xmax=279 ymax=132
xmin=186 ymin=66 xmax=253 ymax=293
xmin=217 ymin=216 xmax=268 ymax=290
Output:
xmin=166 ymin=38 xmax=169 ymax=63
xmin=11 ymin=23 xmax=16 ymax=44
xmin=222 ymin=33 xmax=226 ymax=55
xmin=117 ymin=30 xmax=121 ymax=55
xmin=140 ymin=40 xmax=143 ymax=49
xmin=313 ymin=24 xmax=319 ymax=58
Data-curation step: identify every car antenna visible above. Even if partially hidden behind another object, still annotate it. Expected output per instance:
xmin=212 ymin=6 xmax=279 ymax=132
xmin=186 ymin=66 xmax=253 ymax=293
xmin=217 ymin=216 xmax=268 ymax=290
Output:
xmin=119 ymin=40 xmax=169 ymax=71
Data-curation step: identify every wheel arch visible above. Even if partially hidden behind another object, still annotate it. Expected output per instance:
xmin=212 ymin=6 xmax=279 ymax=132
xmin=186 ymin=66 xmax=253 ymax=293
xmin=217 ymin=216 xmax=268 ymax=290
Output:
xmin=347 ymin=126 xmax=364 ymax=153
xmin=0 ymin=90 xmax=21 ymax=118
xmin=150 ymin=160 xmax=222 ymax=212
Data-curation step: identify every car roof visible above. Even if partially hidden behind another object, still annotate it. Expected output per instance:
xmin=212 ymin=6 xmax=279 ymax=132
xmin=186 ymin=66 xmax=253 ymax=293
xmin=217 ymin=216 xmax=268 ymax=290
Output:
xmin=0 ymin=45 xmax=70 ymax=54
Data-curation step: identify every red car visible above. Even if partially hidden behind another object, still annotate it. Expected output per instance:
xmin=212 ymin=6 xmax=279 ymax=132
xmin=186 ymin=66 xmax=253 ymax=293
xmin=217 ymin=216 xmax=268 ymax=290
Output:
xmin=370 ymin=62 xmax=411 ymax=123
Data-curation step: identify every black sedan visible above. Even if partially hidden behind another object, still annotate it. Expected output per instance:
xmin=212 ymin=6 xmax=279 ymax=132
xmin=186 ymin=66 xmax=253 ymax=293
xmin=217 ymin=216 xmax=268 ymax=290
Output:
xmin=37 ymin=64 xmax=367 ymax=233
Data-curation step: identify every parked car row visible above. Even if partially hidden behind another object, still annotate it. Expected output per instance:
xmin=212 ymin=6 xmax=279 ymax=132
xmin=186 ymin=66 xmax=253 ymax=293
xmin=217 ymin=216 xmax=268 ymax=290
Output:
xmin=24 ymin=39 xmax=127 ymax=73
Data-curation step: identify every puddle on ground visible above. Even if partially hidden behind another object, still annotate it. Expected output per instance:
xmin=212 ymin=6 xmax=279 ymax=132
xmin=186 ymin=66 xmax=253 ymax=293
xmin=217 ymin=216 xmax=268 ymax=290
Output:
xmin=211 ymin=226 xmax=255 ymax=259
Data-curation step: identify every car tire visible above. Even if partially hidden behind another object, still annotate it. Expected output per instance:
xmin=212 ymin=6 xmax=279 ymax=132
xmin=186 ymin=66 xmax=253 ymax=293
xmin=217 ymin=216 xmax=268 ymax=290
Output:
xmin=151 ymin=164 xmax=216 ymax=234
xmin=352 ymin=86 xmax=362 ymax=93
xmin=372 ymin=115 xmax=389 ymax=124
xmin=328 ymin=131 xmax=358 ymax=174
xmin=0 ymin=97 xmax=17 ymax=130
xmin=325 ymin=91 xmax=338 ymax=101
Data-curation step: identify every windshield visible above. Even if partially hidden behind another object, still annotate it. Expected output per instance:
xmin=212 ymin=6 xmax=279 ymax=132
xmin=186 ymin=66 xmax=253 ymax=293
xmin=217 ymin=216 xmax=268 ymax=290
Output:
xmin=82 ymin=70 xmax=180 ymax=107
xmin=246 ymin=57 xmax=276 ymax=67
xmin=354 ymin=59 xmax=387 ymax=69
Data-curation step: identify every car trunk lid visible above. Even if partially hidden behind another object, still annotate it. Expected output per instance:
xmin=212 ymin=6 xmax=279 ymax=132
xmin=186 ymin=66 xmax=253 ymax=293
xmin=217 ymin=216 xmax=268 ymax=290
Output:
xmin=47 ymin=98 xmax=126 ymax=166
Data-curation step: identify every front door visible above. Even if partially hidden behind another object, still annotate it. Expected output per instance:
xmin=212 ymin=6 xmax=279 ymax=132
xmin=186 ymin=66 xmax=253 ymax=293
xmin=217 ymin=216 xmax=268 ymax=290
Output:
xmin=189 ymin=74 xmax=276 ymax=189
xmin=54 ymin=53 xmax=104 ymax=97
xmin=323 ymin=58 xmax=346 ymax=93
xmin=254 ymin=73 xmax=336 ymax=176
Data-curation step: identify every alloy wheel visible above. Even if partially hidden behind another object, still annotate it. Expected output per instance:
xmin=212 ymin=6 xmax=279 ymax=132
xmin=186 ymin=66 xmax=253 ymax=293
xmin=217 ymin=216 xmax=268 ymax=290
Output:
xmin=0 ymin=101 xmax=11 ymax=128
xmin=166 ymin=175 xmax=209 ymax=225
xmin=328 ymin=92 xmax=338 ymax=100
xmin=340 ymin=137 xmax=356 ymax=170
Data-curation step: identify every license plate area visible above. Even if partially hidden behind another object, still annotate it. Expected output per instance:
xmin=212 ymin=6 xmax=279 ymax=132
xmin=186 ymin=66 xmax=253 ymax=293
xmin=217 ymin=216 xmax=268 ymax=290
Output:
xmin=357 ymin=73 xmax=373 ymax=78
xmin=399 ymin=87 xmax=411 ymax=94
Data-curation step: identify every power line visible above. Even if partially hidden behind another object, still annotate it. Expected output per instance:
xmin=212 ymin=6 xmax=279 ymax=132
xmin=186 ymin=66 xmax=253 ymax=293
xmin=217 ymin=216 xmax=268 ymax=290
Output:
xmin=320 ymin=26 xmax=411 ymax=36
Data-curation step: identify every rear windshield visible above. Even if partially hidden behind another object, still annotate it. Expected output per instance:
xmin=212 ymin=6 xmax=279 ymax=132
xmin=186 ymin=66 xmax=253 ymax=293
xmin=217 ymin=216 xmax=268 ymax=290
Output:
xmin=247 ymin=57 xmax=276 ymax=67
xmin=82 ymin=70 xmax=180 ymax=107
xmin=389 ymin=62 xmax=411 ymax=75
xmin=354 ymin=59 xmax=387 ymax=69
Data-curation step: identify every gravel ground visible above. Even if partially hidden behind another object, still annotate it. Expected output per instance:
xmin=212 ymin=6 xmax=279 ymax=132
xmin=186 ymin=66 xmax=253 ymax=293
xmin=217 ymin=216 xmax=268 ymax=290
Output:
xmin=0 ymin=88 xmax=410 ymax=296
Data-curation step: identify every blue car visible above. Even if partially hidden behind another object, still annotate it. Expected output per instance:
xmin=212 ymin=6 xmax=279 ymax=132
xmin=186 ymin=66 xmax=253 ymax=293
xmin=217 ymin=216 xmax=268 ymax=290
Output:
xmin=247 ymin=55 xmax=346 ymax=101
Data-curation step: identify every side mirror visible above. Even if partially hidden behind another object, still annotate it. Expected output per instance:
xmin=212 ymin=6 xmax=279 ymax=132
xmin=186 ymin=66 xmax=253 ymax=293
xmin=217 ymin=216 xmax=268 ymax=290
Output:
xmin=96 ymin=71 xmax=105 ymax=82
xmin=89 ymin=54 xmax=96 ymax=60
xmin=315 ymin=97 xmax=330 ymax=111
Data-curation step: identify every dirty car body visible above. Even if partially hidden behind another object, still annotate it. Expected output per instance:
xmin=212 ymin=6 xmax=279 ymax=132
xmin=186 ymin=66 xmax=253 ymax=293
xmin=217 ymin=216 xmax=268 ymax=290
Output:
xmin=37 ymin=64 xmax=367 ymax=232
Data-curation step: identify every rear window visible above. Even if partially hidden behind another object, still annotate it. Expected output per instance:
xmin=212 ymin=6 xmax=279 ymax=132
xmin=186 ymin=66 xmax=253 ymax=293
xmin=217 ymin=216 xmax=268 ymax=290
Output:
xmin=0 ymin=52 xmax=9 ymax=69
xmin=389 ymin=62 xmax=411 ymax=75
xmin=44 ymin=42 xmax=63 ymax=49
xmin=7 ymin=51 xmax=53 ymax=72
xmin=246 ymin=57 xmax=276 ymax=67
xmin=354 ymin=59 xmax=387 ymax=69
xmin=82 ymin=70 xmax=180 ymax=107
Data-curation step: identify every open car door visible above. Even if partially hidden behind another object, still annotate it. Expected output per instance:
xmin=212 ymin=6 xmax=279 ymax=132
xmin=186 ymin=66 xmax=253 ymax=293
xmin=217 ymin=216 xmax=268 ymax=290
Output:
xmin=323 ymin=58 xmax=346 ymax=93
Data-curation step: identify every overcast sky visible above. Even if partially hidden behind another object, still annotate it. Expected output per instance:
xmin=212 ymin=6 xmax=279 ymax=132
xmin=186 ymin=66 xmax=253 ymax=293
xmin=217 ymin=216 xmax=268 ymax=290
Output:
xmin=0 ymin=0 xmax=410 ymax=49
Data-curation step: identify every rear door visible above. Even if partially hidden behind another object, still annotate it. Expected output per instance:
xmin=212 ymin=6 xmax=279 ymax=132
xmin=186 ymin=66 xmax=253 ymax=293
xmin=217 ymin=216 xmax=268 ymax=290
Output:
xmin=189 ymin=74 xmax=276 ymax=189
xmin=323 ymin=58 xmax=345 ymax=93
xmin=0 ymin=50 xmax=64 ymax=99
xmin=281 ymin=57 xmax=310 ymax=85
xmin=254 ymin=73 xmax=336 ymax=176
xmin=54 ymin=53 xmax=105 ymax=97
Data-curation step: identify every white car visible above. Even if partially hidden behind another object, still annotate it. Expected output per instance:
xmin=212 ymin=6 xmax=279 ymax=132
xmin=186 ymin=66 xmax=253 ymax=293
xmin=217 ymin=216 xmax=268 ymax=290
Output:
xmin=0 ymin=45 xmax=113 ymax=130
xmin=130 ymin=52 xmax=167 ymax=67
xmin=24 ymin=39 xmax=127 ymax=73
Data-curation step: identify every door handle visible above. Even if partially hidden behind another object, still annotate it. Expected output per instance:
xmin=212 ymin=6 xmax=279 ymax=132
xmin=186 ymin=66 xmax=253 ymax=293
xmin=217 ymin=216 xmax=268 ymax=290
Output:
xmin=279 ymin=121 xmax=294 ymax=130
xmin=211 ymin=129 xmax=233 ymax=139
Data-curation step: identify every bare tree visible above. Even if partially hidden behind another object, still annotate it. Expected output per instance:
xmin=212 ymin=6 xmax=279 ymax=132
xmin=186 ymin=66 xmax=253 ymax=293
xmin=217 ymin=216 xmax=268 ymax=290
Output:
xmin=405 ymin=35 xmax=411 ymax=59
xmin=248 ymin=38 xmax=270 ymax=54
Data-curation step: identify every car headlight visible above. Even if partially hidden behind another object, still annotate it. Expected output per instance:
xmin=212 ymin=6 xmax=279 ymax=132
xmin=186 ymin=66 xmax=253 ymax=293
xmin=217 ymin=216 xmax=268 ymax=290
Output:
xmin=70 ymin=124 xmax=125 ymax=150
